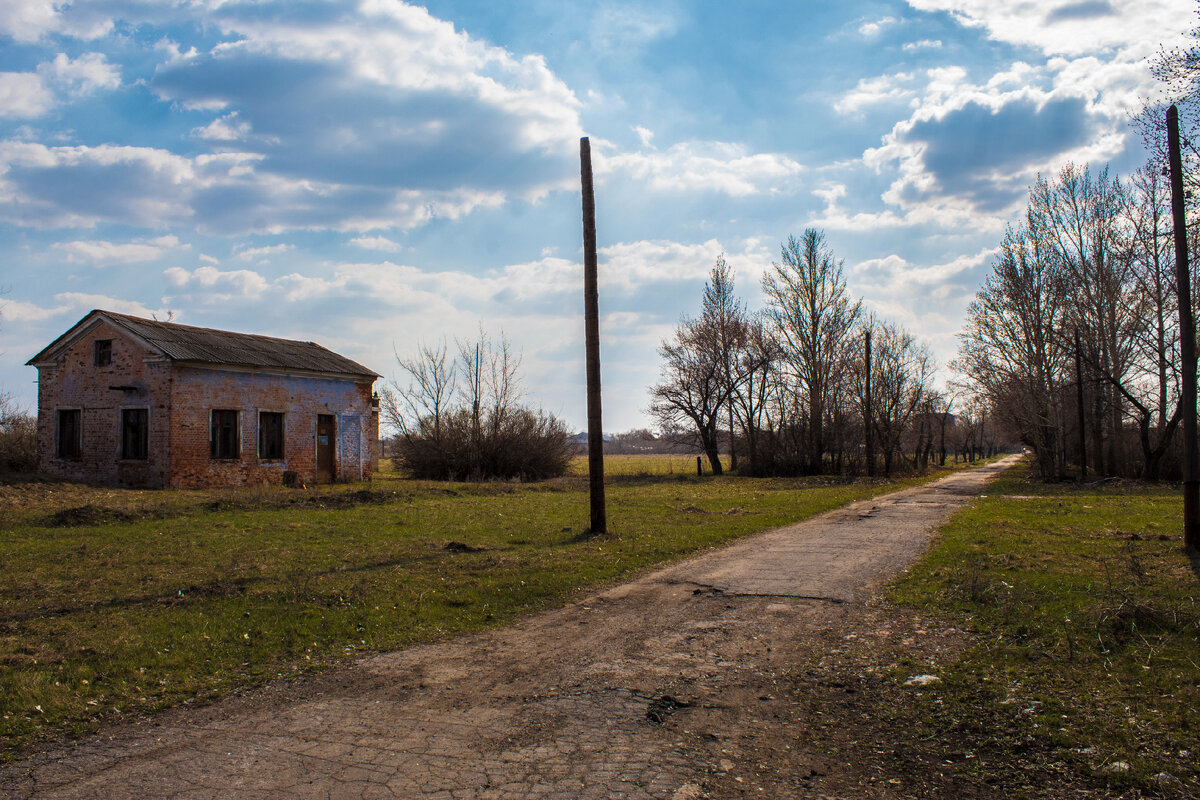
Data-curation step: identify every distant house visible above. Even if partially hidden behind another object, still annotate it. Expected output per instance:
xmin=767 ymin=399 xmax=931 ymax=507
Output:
xmin=27 ymin=310 xmax=380 ymax=488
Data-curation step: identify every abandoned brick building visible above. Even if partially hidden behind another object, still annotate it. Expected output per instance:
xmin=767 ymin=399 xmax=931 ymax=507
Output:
xmin=27 ymin=309 xmax=381 ymax=488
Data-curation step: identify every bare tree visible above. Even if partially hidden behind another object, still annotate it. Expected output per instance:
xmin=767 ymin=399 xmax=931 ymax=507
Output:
xmin=862 ymin=319 xmax=935 ymax=476
xmin=954 ymin=216 xmax=1070 ymax=480
xmin=727 ymin=314 xmax=777 ymax=475
xmin=649 ymin=315 xmax=728 ymax=474
xmin=382 ymin=339 xmax=457 ymax=438
xmin=761 ymin=230 xmax=862 ymax=474
xmin=702 ymin=255 xmax=749 ymax=470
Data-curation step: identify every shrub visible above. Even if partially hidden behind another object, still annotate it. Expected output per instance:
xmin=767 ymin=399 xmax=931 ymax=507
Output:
xmin=0 ymin=395 xmax=36 ymax=473
xmin=396 ymin=407 xmax=572 ymax=481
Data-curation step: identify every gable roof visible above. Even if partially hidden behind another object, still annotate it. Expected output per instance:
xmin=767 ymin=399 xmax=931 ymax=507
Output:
xmin=27 ymin=310 xmax=380 ymax=378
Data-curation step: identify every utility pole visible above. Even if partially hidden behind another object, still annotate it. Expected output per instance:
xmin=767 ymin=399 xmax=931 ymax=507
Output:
xmin=864 ymin=329 xmax=874 ymax=477
xmin=1168 ymin=104 xmax=1199 ymax=551
xmin=1074 ymin=328 xmax=1087 ymax=481
xmin=580 ymin=136 xmax=607 ymax=535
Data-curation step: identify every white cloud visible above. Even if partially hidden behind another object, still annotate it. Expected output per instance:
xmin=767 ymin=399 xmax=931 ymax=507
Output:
xmin=634 ymin=125 xmax=655 ymax=148
xmin=349 ymin=235 xmax=403 ymax=253
xmin=859 ymin=16 xmax=897 ymax=37
xmin=852 ymin=247 xmax=994 ymax=289
xmin=852 ymin=53 xmax=1151 ymax=220
xmin=598 ymin=140 xmax=804 ymax=197
xmin=0 ymin=73 xmax=53 ymax=118
xmin=593 ymin=6 xmax=678 ymax=50
xmin=904 ymin=0 xmax=1190 ymax=58
xmin=191 ymin=112 xmax=253 ymax=143
xmin=51 ymin=235 xmax=184 ymax=265
xmin=37 ymin=52 xmax=120 ymax=96
xmin=0 ymin=139 xmax=505 ymax=233
xmin=834 ymin=73 xmax=917 ymax=115
xmin=903 ymin=39 xmax=942 ymax=51
xmin=0 ymin=0 xmax=114 ymax=42
xmin=163 ymin=265 xmax=269 ymax=300
xmin=1 ymin=2 xmax=584 ymax=234
xmin=235 ymin=243 xmax=292 ymax=261
xmin=0 ymin=297 xmax=67 ymax=322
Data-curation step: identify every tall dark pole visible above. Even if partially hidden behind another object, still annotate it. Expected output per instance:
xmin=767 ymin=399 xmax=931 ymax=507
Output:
xmin=1074 ymin=328 xmax=1087 ymax=481
xmin=580 ymin=137 xmax=607 ymax=535
xmin=1168 ymin=104 xmax=1200 ymax=551
xmin=864 ymin=329 xmax=874 ymax=478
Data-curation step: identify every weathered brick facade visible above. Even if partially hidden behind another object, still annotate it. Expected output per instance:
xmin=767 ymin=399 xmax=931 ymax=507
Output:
xmin=28 ymin=311 xmax=380 ymax=488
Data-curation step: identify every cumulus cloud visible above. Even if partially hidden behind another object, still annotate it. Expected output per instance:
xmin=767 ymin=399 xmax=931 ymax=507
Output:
xmin=37 ymin=52 xmax=120 ymax=96
xmin=0 ymin=73 xmax=53 ymax=118
xmin=857 ymin=57 xmax=1142 ymax=218
xmin=904 ymin=0 xmax=1188 ymax=57
xmin=0 ymin=140 xmax=506 ymax=232
xmin=834 ymin=73 xmax=918 ymax=115
xmin=0 ymin=0 xmax=114 ymax=42
xmin=150 ymin=1 xmax=582 ymax=196
xmin=1 ymin=2 xmax=582 ymax=234
xmin=163 ymin=265 xmax=270 ymax=301
xmin=902 ymin=39 xmax=942 ymax=51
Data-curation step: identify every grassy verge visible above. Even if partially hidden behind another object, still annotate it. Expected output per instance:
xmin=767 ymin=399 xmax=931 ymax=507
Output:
xmin=0 ymin=457 xmax=972 ymax=759
xmin=884 ymin=463 xmax=1199 ymax=796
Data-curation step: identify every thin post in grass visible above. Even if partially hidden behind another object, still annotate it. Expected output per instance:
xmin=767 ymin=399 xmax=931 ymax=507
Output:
xmin=580 ymin=136 xmax=607 ymax=535
xmin=1168 ymin=104 xmax=1200 ymax=551
xmin=1074 ymin=327 xmax=1087 ymax=481
xmin=864 ymin=329 xmax=874 ymax=477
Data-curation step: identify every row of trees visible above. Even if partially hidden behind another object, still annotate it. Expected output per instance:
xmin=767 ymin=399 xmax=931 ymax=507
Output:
xmin=649 ymin=232 xmax=976 ymax=477
xmin=955 ymin=161 xmax=1187 ymax=480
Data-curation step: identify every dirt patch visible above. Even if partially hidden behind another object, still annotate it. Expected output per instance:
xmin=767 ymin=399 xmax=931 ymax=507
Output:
xmin=44 ymin=505 xmax=144 ymax=527
xmin=678 ymin=601 xmax=1110 ymax=799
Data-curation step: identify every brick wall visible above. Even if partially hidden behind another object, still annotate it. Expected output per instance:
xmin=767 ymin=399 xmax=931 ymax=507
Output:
xmin=34 ymin=320 xmax=172 ymax=487
xmin=166 ymin=367 xmax=378 ymax=488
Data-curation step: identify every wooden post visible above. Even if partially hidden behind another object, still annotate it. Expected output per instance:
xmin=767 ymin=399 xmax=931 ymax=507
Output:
xmin=1074 ymin=328 xmax=1087 ymax=481
xmin=697 ymin=456 xmax=703 ymax=476
xmin=580 ymin=137 xmax=607 ymax=535
xmin=864 ymin=329 xmax=874 ymax=477
xmin=1168 ymin=104 xmax=1200 ymax=551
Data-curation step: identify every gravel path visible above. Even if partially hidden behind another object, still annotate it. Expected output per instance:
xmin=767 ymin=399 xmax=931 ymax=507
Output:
xmin=1 ymin=457 xmax=1019 ymax=799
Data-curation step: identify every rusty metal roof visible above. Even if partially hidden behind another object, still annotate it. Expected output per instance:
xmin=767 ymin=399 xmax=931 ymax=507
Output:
xmin=28 ymin=310 xmax=380 ymax=378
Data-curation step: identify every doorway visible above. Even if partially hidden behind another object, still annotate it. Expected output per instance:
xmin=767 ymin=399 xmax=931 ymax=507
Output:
xmin=316 ymin=414 xmax=335 ymax=483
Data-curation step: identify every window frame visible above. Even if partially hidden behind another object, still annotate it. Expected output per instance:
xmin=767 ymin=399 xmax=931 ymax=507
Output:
xmin=258 ymin=410 xmax=285 ymax=461
xmin=94 ymin=339 xmax=112 ymax=367
xmin=55 ymin=408 xmax=82 ymax=460
xmin=210 ymin=409 xmax=240 ymax=460
xmin=119 ymin=407 xmax=149 ymax=461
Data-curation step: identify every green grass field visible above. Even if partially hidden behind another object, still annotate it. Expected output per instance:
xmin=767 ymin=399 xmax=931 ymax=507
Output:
xmin=0 ymin=456 xmax=969 ymax=759
xmin=888 ymin=464 xmax=1199 ymax=794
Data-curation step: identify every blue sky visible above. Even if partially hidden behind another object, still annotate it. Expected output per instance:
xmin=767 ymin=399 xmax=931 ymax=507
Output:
xmin=0 ymin=0 xmax=1189 ymax=432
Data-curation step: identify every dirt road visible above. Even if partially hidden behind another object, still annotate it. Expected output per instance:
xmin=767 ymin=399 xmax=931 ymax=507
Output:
xmin=1 ymin=457 xmax=1019 ymax=799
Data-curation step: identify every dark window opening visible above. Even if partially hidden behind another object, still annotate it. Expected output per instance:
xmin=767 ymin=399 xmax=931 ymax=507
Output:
xmin=211 ymin=410 xmax=239 ymax=459
xmin=56 ymin=409 xmax=81 ymax=459
xmin=259 ymin=412 xmax=285 ymax=460
xmin=94 ymin=339 xmax=112 ymax=367
xmin=121 ymin=409 xmax=148 ymax=460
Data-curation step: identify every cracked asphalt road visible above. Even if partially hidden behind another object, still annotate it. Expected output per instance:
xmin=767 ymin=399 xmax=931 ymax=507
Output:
xmin=0 ymin=457 xmax=1019 ymax=799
